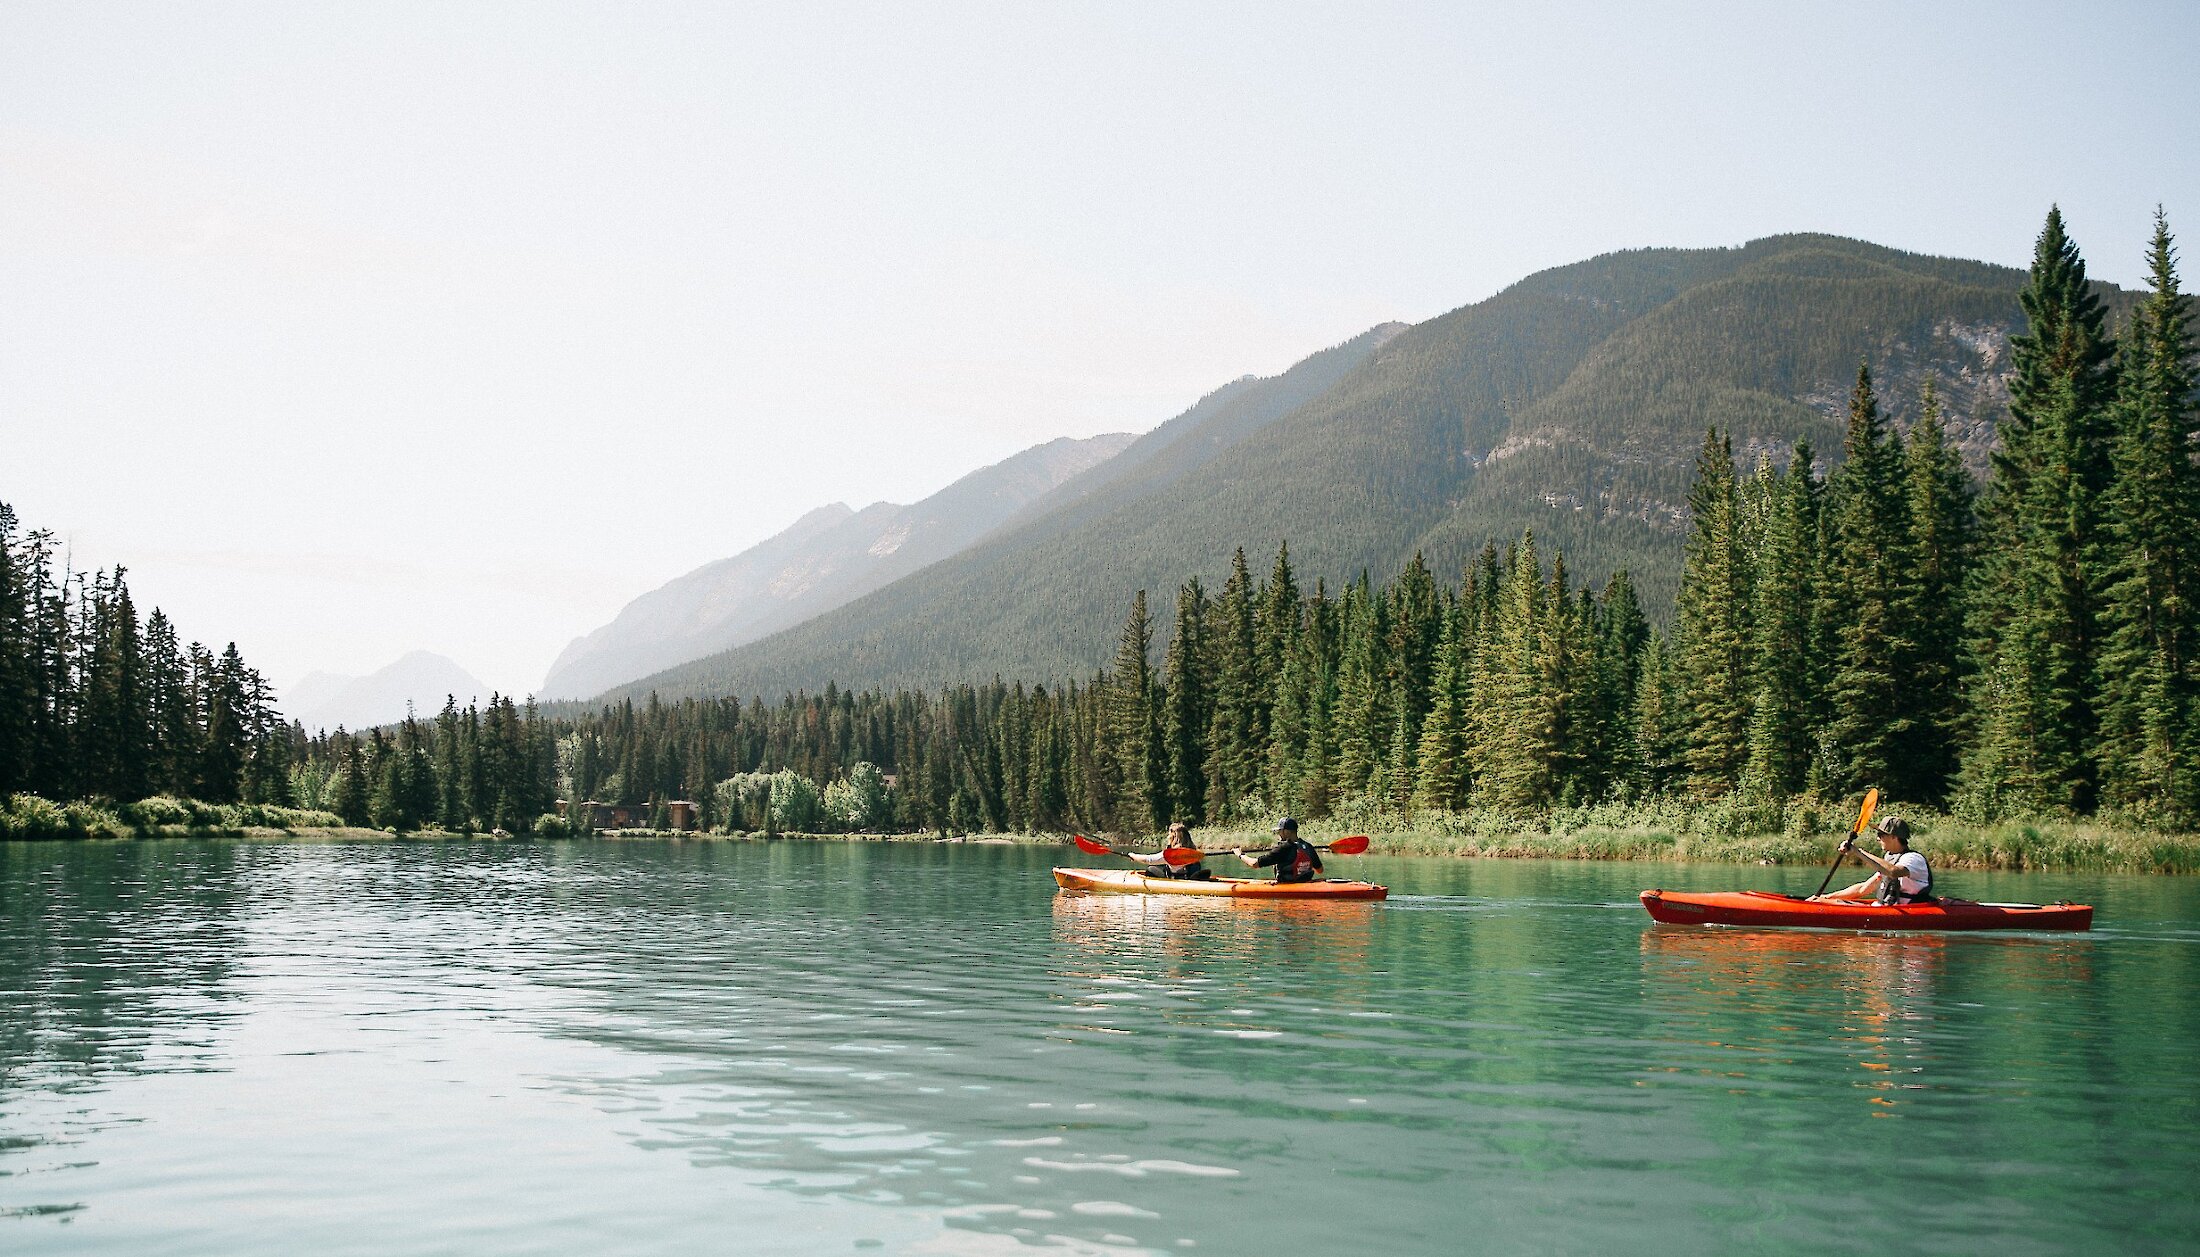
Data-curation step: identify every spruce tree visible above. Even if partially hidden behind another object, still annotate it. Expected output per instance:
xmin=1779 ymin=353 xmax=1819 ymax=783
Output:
xmin=1203 ymin=549 xmax=1262 ymax=818
xmin=1897 ymin=380 xmax=1977 ymax=804
xmin=2096 ymin=209 xmax=2200 ymax=818
xmin=1631 ymin=629 xmax=1683 ymax=794
xmin=1256 ymin=545 xmax=1303 ymax=809
xmin=142 ymin=609 xmax=195 ymax=796
xmin=1329 ymin=575 xmax=1389 ymax=804
xmin=1294 ymin=583 xmax=1341 ymax=818
xmin=1587 ymin=570 xmax=1649 ymax=796
xmin=1674 ymin=429 xmax=1752 ymax=798
xmin=332 ymin=735 xmax=369 ymax=825
xmin=1381 ymin=553 xmax=1442 ymax=806
xmin=0 ymin=505 xmax=28 ymax=796
xmin=1161 ymin=578 xmax=1211 ymax=824
xmin=1739 ymin=443 xmax=1823 ymax=799
xmin=435 ymin=695 xmax=466 ymax=828
xmin=25 ymin=535 xmax=72 ymax=798
xmin=194 ymin=644 xmax=253 ymax=802
xmin=1820 ymin=364 xmax=1915 ymax=796
xmin=1107 ymin=590 xmax=1167 ymax=830
xmin=1548 ymin=571 xmax=1597 ymax=805
xmin=1412 ymin=596 xmax=1474 ymax=810
xmin=75 ymin=570 xmax=151 ymax=800
xmin=1960 ymin=208 xmax=2120 ymax=817
xmin=1475 ymin=534 xmax=1557 ymax=812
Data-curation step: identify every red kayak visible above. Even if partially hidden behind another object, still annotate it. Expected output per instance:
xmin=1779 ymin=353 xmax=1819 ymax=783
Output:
xmin=1639 ymin=889 xmax=2093 ymax=932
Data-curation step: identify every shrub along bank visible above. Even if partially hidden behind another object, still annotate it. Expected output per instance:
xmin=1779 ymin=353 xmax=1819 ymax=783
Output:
xmin=1 ymin=793 xmax=351 ymax=841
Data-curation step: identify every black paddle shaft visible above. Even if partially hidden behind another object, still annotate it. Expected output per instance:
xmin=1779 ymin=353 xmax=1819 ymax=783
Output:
xmin=1813 ymin=790 xmax=1879 ymax=898
xmin=1812 ymin=841 xmax=1853 ymax=897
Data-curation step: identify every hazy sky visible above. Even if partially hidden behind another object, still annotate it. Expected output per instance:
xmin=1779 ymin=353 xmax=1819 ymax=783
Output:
xmin=4 ymin=1 xmax=2195 ymax=701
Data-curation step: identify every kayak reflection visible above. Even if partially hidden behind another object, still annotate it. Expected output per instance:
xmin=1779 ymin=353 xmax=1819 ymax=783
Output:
xmin=1050 ymin=890 xmax=1379 ymax=974
xmin=1641 ymin=925 xmax=1946 ymax=1116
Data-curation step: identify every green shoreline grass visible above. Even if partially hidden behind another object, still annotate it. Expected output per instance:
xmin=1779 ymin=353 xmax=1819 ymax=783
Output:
xmin=1178 ymin=816 xmax=2200 ymax=874
xmin=10 ymin=793 xmax=2198 ymax=873
xmin=617 ymin=818 xmax=2200 ymax=874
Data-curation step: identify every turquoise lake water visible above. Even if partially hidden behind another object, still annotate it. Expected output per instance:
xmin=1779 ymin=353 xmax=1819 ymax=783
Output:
xmin=2 ymin=839 xmax=2196 ymax=1255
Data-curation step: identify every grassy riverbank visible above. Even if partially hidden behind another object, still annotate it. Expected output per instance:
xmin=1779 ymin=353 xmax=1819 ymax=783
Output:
xmin=1187 ymin=808 xmax=2200 ymax=874
xmin=599 ymin=814 xmax=2200 ymax=874
xmin=11 ymin=793 xmax=2198 ymax=873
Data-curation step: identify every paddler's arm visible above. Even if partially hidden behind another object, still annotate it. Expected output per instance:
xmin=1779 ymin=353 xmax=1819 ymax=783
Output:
xmin=1810 ymin=838 xmax=1884 ymax=900
xmin=1125 ymin=850 xmax=1166 ymax=865
xmin=1231 ymin=845 xmax=1271 ymax=869
xmin=1839 ymin=840 xmax=1899 ymax=877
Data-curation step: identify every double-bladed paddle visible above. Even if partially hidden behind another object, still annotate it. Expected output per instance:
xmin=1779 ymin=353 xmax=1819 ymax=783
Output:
xmin=1072 ymin=834 xmax=1133 ymax=860
xmin=1162 ymin=834 xmax=1372 ymax=866
xmin=1811 ymin=788 xmax=1880 ymax=898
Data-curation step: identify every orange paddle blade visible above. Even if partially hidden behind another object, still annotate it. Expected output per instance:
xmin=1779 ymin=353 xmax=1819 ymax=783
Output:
xmin=1162 ymin=846 xmax=1208 ymax=866
xmin=1072 ymin=834 xmax=1113 ymax=856
xmin=1851 ymin=788 xmax=1880 ymax=835
xmin=1326 ymin=835 xmax=1370 ymax=855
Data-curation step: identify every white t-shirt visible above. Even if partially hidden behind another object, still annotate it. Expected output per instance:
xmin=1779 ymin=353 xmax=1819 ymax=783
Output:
xmin=1886 ymin=850 xmax=1930 ymax=896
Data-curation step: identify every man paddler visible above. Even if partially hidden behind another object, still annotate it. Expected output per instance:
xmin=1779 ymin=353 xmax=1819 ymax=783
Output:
xmin=1815 ymin=816 xmax=1933 ymax=904
xmin=1233 ymin=817 xmax=1323 ymax=884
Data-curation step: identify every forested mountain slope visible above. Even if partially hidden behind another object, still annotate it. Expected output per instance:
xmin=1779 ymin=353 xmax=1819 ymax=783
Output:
xmin=599 ymin=234 xmax=2129 ymax=705
xmin=541 ymin=432 xmax=1134 ymax=699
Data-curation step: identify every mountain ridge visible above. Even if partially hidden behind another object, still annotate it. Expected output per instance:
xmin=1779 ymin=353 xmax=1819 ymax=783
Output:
xmin=586 ymin=233 xmax=2136 ymax=708
xmin=285 ymin=651 xmax=491 ymax=733
xmin=541 ymin=431 xmax=1137 ymax=699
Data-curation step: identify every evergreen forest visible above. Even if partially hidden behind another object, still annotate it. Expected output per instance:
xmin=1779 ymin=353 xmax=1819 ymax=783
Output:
xmin=5 ymin=209 xmax=2194 ymax=841
xmin=0 ymin=503 xmax=297 ymax=819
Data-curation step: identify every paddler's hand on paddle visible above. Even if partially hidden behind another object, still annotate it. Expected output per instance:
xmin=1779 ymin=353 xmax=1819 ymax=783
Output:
xmin=1232 ymin=845 xmax=1259 ymax=868
xmin=1807 ymin=838 xmax=1855 ymax=899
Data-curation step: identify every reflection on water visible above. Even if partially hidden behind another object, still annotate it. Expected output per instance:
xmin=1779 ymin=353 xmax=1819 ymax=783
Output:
xmin=1641 ymin=926 xmax=1951 ymax=1119
xmin=0 ymin=841 xmax=2195 ymax=1256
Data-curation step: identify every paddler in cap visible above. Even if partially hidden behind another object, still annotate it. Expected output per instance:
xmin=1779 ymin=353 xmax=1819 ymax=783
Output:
xmin=1233 ymin=817 xmax=1323 ymax=884
xmin=1815 ymin=816 xmax=1934 ymax=904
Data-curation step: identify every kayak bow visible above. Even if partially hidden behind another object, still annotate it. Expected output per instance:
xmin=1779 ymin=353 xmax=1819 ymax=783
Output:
xmin=1053 ymin=867 xmax=1388 ymax=901
xmin=1639 ymin=889 xmax=2092 ymax=932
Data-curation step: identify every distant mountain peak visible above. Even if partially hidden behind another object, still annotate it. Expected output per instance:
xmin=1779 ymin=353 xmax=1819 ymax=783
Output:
xmin=284 ymin=651 xmax=490 ymax=733
xmin=539 ymin=430 xmax=1139 ymax=699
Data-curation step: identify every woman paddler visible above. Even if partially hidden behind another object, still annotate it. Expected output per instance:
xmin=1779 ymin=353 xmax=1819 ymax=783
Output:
xmin=1814 ymin=816 xmax=1933 ymax=904
xmin=1126 ymin=822 xmax=1213 ymax=881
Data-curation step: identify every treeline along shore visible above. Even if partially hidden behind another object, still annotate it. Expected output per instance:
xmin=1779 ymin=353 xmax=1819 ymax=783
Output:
xmin=5 ymin=209 xmax=2198 ymax=871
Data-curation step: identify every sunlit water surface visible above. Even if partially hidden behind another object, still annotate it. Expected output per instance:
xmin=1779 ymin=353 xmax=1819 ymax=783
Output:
xmin=2 ymin=840 xmax=2196 ymax=1256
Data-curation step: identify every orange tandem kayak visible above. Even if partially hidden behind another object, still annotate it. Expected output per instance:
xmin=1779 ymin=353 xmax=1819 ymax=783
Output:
xmin=1052 ymin=867 xmax=1389 ymax=901
xmin=1639 ymin=889 xmax=2092 ymax=932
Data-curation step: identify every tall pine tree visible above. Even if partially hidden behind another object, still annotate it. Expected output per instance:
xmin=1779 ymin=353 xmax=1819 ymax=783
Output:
xmin=1820 ymin=364 xmax=1916 ymax=796
xmin=1897 ymin=379 xmax=1977 ymax=803
xmin=1960 ymin=208 xmax=2120 ymax=817
xmin=1674 ymin=429 xmax=1752 ymax=798
xmin=1739 ymin=442 xmax=1825 ymax=799
xmin=2096 ymin=210 xmax=2200 ymax=818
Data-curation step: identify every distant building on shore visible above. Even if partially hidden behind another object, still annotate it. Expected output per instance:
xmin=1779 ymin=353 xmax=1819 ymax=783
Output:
xmin=556 ymin=800 xmax=698 ymax=831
